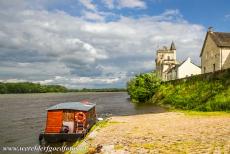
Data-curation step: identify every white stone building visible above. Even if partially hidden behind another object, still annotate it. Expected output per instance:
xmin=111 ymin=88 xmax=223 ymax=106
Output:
xmin=167 ymin=57 xmax=201 ymax=80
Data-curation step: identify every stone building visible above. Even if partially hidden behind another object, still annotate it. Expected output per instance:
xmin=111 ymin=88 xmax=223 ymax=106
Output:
xmin=167 ymin=57 xmax=201 ymax=80
xmin=155 ymin=42 xmax=201 ymax=81
xmin=200 ymin=28 xmax=230 ymax=73
xmin=155 ymin=42 xmax=177 ymax=81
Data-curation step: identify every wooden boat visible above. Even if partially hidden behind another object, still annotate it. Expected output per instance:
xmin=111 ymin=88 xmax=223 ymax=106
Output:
xmin=39 ymin=101 xmax=96 ymax=143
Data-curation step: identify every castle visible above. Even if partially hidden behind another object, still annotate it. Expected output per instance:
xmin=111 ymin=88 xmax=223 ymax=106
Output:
xmin=155 ymin=42 xmax=201 ymax=81
xmin=155 ymin=42 xmax=178 ymax=81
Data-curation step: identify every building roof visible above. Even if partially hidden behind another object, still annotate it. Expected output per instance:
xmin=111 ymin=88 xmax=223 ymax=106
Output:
xmin=170 ymin=41 xmax=176 ymax=50
xmin=210 ymin=32 xmax=230 ymax=47
xmin=47 ymin=102 xmax=96 ymax=111
xmin=166 ymin=57 xmax=200 ymax=74
xmin=200 ymin=31 xmax=230 ymax=56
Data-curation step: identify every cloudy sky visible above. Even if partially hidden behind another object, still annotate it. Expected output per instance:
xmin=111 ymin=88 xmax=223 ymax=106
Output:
xmin=0 ymin=0 xmax=229 ymax=88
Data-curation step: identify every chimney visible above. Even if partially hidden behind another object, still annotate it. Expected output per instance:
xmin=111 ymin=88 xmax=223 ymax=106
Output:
xmin=208 ymin=27 xmax=214 ymax=33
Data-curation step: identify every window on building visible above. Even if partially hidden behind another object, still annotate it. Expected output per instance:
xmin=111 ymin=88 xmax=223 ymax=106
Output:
xmin=204 ymin=67 xmax=206 ymax=73
xmin=213 ymin=64 xmax=215 ymax=72
xmin=168 ymin=56 xmax=170 ymax=60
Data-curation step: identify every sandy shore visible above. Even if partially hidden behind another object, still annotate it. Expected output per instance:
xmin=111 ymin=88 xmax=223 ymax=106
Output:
xmin=69 ymin=112 xmax=230 ymax=154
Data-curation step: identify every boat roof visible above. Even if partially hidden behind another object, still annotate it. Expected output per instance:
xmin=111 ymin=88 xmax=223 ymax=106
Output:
xmin=47 ymin=102 xmax=96 ymax=111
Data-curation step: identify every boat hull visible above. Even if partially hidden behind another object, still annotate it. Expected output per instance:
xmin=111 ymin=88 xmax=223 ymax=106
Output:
xmin=39 ymin=133 xmax=85 ymax=143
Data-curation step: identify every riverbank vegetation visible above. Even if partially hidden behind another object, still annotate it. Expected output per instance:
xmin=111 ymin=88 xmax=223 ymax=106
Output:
xmin=127 ymin=72 xmax=230 ymax=111
xmin=0 ymin=82 xmax=68 ymax=94
xmin=0 ymin=82 xmax=127 ymax=94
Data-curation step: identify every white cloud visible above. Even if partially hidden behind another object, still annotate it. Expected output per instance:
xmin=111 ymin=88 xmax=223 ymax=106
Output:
xmin=0 ymin=3 xmax=205 ymax=88
xmin=103 ymin=0 xmax=115 ymax=9
xmin=38 ymin=79 xmax=53 ymax=84
xmin=118 ymin=0 xmax=146 ymax=9
xmin=79 ymin=0 xmax=96 ymax=11
xmin=82 ymin=11 xmax=105 ymax=21
xmin=225 ymin=14 xmax=230 ymax=20
xmin=102 ymin=0 xmax=146 ymax=9
xmin=2 ymin=79 xmax=27 ymax=83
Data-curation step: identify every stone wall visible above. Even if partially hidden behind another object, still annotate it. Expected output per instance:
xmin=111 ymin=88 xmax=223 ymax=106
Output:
xmin=201 ymin=33 xmax=220 ymax=73
xmin=222 ymin=48 xmax=230 ymax=69
xmin=165 ymin=67 xmax=230 ymax=85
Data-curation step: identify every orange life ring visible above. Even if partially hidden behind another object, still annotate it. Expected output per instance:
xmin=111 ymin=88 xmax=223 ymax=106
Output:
xmin=75 ymin=112 xmax=86 ymax=123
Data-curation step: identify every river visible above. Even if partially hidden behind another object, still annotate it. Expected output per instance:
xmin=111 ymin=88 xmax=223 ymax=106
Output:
xmin=0 ymin=92 xmax=166 ymax=153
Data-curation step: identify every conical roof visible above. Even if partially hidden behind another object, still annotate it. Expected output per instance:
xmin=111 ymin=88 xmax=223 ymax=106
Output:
xmin=170 ymin=41 xmax=176 ymax=50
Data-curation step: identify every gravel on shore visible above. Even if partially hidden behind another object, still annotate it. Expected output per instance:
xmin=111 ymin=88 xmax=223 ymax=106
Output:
xmin=69 ymin=112 xmax=230 ymax=154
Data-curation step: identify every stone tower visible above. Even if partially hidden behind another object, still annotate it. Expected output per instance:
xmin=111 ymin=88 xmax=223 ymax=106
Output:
xmin=155 ymin=41 xmax=177 ymax=81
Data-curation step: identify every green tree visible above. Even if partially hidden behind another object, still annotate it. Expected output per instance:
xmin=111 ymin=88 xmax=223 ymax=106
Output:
xmin=127 ymin=72 xmax=161 ymax=103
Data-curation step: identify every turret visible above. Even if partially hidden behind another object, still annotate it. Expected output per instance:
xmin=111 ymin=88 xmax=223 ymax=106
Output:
xmin=170 ymin=41 xmax=176 ymax=60
xmin=170 ymin=41 xmax=176 ymax=50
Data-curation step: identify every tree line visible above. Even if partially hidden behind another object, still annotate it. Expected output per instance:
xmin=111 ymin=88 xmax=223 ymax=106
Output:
xmin=0 ymin=82 xmax=127 ymax=94
xmin=0 ymin=82 xmax=68 ymax=94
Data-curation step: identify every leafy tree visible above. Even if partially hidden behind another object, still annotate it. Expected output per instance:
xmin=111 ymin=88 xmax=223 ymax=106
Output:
xmin=127 ymin=72 xmax=161 ymax=103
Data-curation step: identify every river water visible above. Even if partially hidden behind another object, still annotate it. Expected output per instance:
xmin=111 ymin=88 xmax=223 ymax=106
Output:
xmin=0 ymin=92 xmax=166 ymax=153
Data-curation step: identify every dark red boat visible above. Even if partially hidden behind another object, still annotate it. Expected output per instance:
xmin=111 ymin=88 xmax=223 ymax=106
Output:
xmin=39 ymin=101 xmax=96 ymax=143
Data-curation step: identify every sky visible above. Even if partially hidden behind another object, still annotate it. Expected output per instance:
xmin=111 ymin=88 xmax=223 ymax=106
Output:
xmin=0 ymin=0 xmax=229 ymax=88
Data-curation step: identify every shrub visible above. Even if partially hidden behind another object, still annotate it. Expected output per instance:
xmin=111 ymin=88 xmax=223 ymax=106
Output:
xmin=127 ymin=72 xmax=161 ymax=103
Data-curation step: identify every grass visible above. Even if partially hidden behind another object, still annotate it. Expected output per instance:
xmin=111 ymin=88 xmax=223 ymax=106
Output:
xmin=153 ymin=80 xmax=230 ymax=111
xmin=173 ymin=109 xmax=230 ymax=117
xmin=90 ymin=120 xmax=124 ymax=132
xmin=64 ymin=140 xmax=87 ymax=154
xmin=65 ymin=119 xmax=122 ymax=154
xmin=142 ymin=143 xmax=156 ymax=150
xmin=114 ymin=144 xmax=124 ymax=150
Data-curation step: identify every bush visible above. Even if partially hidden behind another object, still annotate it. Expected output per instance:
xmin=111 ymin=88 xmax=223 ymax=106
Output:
xmin=127 ymin=72 xmax=161 ymax=102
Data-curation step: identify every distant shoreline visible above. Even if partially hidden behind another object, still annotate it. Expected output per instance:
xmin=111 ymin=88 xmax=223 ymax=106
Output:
xmin=0 ymin=82 xmax=126 ymax=94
